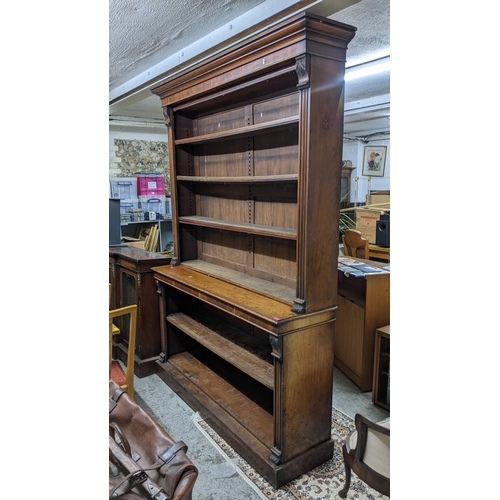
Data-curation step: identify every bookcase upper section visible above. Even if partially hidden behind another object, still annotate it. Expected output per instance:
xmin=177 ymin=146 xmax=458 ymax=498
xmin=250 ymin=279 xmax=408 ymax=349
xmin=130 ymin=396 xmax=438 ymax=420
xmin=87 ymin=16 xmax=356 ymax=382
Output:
xmin=150 ymin=12 xmax=356 ymax=315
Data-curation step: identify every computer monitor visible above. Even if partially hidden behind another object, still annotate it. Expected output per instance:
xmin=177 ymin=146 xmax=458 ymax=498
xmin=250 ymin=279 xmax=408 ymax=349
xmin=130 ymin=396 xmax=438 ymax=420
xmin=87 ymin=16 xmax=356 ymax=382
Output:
xmin=109 ymin=198 xmax=124 ymax=247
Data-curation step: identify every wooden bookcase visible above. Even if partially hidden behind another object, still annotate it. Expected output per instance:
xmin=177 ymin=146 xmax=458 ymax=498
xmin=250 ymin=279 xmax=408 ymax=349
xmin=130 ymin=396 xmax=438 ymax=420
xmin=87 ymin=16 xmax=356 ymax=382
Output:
xmin=150 ymin=13 xmax=355 ymax=488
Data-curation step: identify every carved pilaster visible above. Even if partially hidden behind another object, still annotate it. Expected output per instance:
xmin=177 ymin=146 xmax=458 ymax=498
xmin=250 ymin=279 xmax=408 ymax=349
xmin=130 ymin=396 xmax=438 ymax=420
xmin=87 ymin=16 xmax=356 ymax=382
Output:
xmin=270 ymin=334 xmax=283 ymax=464
xmin=155 ymin=279 xmax=168 ymax=357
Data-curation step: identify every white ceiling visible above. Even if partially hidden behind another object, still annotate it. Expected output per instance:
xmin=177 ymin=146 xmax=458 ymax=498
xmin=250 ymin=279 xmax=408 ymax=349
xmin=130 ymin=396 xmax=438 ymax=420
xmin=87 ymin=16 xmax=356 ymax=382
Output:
xmin=109 ymin=0 xmax=390 ymax=138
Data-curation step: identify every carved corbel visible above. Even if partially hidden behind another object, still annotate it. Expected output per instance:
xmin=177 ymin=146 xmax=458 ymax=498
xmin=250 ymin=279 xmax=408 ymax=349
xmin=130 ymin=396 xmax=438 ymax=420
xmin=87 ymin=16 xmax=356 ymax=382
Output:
xmin=295 ymin=54 xmax=310 ymax=89
xmin=292 ymin=298 xmax=306 ymax=314
xmin=163 ymin=107 xmax=172 ymax=127
xmin=269 ymin=336 xmax=283 ymax=362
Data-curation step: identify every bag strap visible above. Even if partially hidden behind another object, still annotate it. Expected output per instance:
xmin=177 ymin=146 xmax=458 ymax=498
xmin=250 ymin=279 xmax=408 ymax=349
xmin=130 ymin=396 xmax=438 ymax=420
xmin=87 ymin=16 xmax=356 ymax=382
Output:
xmin=109 ymin=435 xmax=169 ymax=500
xmin=109 ymin=386 xmax=125 ymax=413
xmin=152 ymin=441 xmax=188 ymax=476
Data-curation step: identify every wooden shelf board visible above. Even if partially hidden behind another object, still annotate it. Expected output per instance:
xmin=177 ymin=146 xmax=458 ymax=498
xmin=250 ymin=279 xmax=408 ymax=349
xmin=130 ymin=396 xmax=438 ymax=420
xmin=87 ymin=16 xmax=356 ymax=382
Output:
xmin=167 ymin=312 xmax=274 ymax=389
xmin=177 ymin=174 xmax=298 ymax=183
xmin=179 ymin=215 xmax=297 ymax=239
xmin=175 ymin=115 xmax=299 ymax=146
xmin=167 ymin=351 xmax=274 ymax=447
xmin=183 ymin=259 xmax=296 ymax=305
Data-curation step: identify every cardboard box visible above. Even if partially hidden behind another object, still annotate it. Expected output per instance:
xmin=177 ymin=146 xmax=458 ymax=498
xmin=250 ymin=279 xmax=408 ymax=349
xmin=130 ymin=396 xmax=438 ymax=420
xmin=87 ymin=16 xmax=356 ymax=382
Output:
xmin=354 ymin=208 xmax=388 ymax=244
xmin=366 ymin=191 xmax=390 ymax=210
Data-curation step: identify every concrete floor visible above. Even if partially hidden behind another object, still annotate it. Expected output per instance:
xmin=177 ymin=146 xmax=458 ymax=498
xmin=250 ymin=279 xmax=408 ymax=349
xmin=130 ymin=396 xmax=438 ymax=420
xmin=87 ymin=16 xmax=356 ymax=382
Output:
xmin=131 ymin=366 xmax=389 ymax=500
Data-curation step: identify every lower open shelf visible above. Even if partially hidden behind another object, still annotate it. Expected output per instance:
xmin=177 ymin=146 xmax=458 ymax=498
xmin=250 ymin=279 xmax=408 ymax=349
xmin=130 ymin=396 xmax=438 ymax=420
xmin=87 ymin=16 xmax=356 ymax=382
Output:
xmin=156 ymin=352 xmax=334 ymax=489
xmin=161 ymin=351 xmax=273 ymax=447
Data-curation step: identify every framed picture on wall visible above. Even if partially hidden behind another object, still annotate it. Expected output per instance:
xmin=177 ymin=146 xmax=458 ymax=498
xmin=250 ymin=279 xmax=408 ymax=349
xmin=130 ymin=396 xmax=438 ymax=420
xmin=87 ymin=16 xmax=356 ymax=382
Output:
xmin=362 ymin=146 xmax=387 ymax=177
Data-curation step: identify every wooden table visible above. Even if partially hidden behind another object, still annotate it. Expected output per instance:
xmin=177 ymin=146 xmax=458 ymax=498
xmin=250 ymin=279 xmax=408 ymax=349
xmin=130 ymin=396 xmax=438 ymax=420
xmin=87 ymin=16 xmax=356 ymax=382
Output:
xmin=368 ymin=244 xmax=390 ymax=262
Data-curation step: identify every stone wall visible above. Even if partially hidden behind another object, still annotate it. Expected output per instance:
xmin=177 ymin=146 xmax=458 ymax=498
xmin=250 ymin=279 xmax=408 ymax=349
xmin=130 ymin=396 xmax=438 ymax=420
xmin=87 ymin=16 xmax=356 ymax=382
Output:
xmin=110 ymin=136 xmax=170 ymax=196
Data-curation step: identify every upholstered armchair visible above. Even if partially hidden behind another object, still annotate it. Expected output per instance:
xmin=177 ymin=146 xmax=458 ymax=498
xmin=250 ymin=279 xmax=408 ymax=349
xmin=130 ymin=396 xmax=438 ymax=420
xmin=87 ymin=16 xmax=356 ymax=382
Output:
xmin=339 ymin=413 xmax=390 ymax=498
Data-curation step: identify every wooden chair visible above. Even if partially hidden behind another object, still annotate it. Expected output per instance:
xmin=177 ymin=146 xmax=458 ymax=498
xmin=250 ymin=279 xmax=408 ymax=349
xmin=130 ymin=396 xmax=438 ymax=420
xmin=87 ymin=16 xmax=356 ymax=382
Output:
xmin=109 ymin=284 xmax=137 ymax=400
xmin=342 ymin=229 xmax=370 ymax=259
xmin=339 ymin=414 xmax=390 ymax=498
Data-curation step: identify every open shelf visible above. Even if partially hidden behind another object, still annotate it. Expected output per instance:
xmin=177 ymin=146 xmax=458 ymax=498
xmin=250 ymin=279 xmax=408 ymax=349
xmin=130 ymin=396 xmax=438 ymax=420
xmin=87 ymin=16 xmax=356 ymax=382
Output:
xmin=162 ymin=351 xmax=274 ymax=447
xmin=177 ymin=174 xmax=298 ymax=183
xmin=167 ymin=312 xmax=274 ymax=389
xmin=175 ymin=115 xmax=299 ymax=146
xmin=178 ymin=216 xmax=297 ymax=240
xmin=182 ymin=259 xmax=296 ymax=304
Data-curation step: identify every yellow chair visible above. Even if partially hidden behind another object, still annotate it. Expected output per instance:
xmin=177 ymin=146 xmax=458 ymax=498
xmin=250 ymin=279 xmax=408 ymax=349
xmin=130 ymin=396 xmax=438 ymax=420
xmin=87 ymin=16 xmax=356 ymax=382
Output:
xmin=109 ymin=304 xmax=137 ymax=400
xmin=342 ymin=229 xmax=370 ymax=260
xmin=109 ymin=283 xmax=120 ymax=346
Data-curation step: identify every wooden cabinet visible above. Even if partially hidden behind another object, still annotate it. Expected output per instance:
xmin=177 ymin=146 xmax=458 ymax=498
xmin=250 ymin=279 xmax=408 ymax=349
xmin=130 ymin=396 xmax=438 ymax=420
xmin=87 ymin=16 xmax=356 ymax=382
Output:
xmin=335 ymin=258 xmax=390 ymax=391
xmin=372 ymin=325 xmax=390 ymax=410
xmin=109 ymin=247 xmax=171 ymax=377
xmin=150 ymin=12 xmax=355 ymax=488
xmin=341 ymin=166 xmax=354 ymax=208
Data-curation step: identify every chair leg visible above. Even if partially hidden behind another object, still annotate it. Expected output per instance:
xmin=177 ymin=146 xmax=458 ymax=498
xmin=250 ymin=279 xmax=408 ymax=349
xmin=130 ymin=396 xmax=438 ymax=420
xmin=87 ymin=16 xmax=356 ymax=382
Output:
xmin=338 ymin=444 xmax=351 ymax=498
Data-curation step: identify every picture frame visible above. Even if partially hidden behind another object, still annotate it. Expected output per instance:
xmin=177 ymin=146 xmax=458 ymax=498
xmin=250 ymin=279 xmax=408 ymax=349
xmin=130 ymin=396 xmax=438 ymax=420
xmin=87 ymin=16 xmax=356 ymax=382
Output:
xmin=362 ymin=146 xmax=387 ymax=177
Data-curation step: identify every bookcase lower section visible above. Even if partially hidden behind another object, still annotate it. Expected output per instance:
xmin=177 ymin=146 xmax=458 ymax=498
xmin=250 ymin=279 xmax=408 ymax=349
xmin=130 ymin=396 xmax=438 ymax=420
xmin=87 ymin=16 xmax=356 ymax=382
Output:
xmin=153 ymin=264 xmax=337 ymax=488
xmin=156 ymin=355 xmax=334 ymax=489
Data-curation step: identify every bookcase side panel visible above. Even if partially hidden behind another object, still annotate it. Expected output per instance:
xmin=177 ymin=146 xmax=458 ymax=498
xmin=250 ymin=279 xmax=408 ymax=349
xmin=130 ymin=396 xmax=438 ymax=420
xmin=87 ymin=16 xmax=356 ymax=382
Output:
xmin=275 ymin=320 xmax=335 ymax=463
xmin=296 ymin=55 xmax=346 ymax=313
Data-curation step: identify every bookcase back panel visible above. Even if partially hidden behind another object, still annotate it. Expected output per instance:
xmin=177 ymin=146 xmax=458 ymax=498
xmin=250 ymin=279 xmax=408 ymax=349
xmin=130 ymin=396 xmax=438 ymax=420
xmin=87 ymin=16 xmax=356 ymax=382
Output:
xmin=253 ymin=236 xmax=296 ymax=283
xmin=253 ymin=92 xmax=299 ymax=124
xmin=199 ymin=193 xmax=250 ymax=221
xmin=254 ymin=196 xmax=296 ymax=229
xmin=175 ymin=149 xmax=195 ymax=177
xmin=199 ymin=144 xmax=249 ymax=177
xmin=200 ymin=228 xmax=250 ymax=268
xmin=197 ymin=228 xmax=296 ymax=288
xmin=196 ymin=107 xmax=248 ymax=136
xmin=253 ymin=132 xmax=298 ymax=176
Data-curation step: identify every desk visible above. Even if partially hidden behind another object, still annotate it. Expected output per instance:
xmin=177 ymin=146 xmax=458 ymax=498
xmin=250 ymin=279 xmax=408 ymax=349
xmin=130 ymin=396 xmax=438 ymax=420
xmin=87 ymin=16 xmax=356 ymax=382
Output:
xmin=335 ymin=258 xmax=390 ymax=391
xmin=368 ymin=244 xmax=390 ymax=262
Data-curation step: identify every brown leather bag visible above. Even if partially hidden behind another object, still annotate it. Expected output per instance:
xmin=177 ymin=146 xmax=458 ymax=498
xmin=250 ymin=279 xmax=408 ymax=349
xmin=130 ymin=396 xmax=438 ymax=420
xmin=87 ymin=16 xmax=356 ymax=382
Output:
xmin=109 ymin=380 xmax=198 ymax=499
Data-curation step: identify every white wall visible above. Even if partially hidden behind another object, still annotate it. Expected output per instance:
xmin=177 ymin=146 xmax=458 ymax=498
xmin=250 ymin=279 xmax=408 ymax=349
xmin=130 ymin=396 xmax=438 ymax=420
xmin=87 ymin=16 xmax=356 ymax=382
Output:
xmin=342 ymin=137 xmax=390 ymax=204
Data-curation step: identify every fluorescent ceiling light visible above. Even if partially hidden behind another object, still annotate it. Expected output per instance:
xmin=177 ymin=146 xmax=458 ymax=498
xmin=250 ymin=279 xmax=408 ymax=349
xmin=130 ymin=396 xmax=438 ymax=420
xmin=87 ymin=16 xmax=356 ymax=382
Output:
xmin=345 ymin=56 xmax=390 ymax=81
